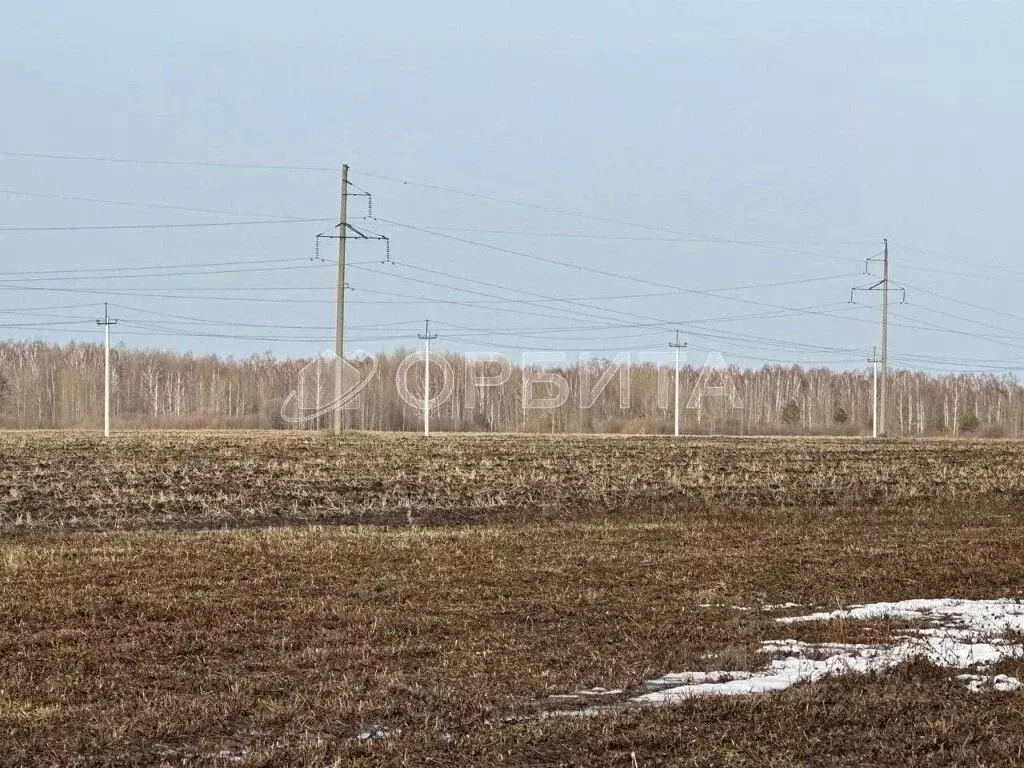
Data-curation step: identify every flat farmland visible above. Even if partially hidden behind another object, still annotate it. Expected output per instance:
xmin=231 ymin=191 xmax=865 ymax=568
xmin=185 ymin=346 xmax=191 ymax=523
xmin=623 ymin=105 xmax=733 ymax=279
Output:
xmin=1 ymin=431 xmax=1023 ymax=532
xmin=3 ymin=432 xmax=1024 ymax=766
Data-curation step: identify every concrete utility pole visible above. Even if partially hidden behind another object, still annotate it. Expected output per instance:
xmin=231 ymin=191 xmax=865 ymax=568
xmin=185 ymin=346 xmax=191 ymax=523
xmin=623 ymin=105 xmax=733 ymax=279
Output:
xmin=869 ymin=346 xmax=880 ymax=439
xmin=314 ymin=166 xmax=388 ymax=434
xmin=96 ymin=303 xmax=117 ymax=438
xmin=851 ymin=240 xmax=903 ymax=438
xmin=418 ymin=319 xmax=438 ymax=436
xmin=880 ymin=238 xmax=889 ymax=437
xmin=334 ymin=163 xmax=349 ymax=435
xmin=669 ymin=330 xmax=687 ymax=437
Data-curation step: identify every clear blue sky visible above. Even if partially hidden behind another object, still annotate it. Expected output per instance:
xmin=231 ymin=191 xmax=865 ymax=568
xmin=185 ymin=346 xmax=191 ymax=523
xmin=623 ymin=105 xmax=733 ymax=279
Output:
xmin=2 ymin=1 xmax=1022 ymax=374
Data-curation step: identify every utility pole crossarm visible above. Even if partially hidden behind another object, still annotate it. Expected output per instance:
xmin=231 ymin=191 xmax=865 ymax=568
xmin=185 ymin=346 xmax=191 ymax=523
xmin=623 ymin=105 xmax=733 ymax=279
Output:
xmin=314 ymin=183 xmax=391 ymax=266
xmin=95 ymin=302 xmax=118 ymax=328
xmin=316 ymin=222 xmax=390 ymax=243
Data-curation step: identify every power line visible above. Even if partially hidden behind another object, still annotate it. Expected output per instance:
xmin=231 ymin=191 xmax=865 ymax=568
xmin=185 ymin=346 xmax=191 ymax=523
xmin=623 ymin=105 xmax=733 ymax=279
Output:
xmin=895 ymin=279 xmax=1024 ymax=325
xmin=359 ymin=175 xmax=869 ymax=264
xmin=108 ymin=303 xmax=422 ymax=331
xmin=352 ymin=263 xmax=654 ymax=327
xmin=373 ymin=218 xmax=883 ymax=323
xmin=1 ymin=154 xmax=874 ymax=262
xmin=432 ymin=303 xmax=864 ymax=340
xmin=0 ymin=257 xmax=891 ymax=358
xmin=0 ymin=218 xmax=331 ymax=232
xmin=361 ymin=223 xmax=876 ymax=247
xmin=7 ymin=153 xmax=1024 ymax=374
xmin=435 ymin=307 xmax=872 ymax=357
xmin=399 ymin=261 xmax=858 ymax=298
xmin=0 ymin=188 xmax=307 ymax=220
xmin=904 ymin=301 xmax=1024 ymax=337
xmin=0 ymin=320 xmax=90 ymax=328
xmin=100 ymin=298 xmax=859 ymax=337
xmin=358 ymin=176 xmax=1024 ymax=283
xmin=0 ymin=302 xmax=100 ymax=313
xmin=117 ymin=319 xmax=406 ymax=344
xmin=0 ymin=257 xmax=294 ymax=277
xmin=0 ymin=261 xmax=984 ymax=353
xmin=0 ymin=151 xmax=336 ymax=173
xmin=0 ymin=257 xmax=381 ymax=279
xmin=887 ymin=309 xmax=1024 ymax=351
xmin=370 ymin=221 xmax=905 ymax=337
xmin=439 ymin=331 xmax=866 ymax=362
xmin=891 ymin=241 xmax=1024 ymax=282
xmin=8 ymin=152 xmax=1024 ymax=285
xmin=8 ymin=308 xmax=1021 ymax=374
xmin=76 ymin=296 xmax=870 ymax=353
xmin=0 ymin=262 xmax=331 ymax=284
xmin=358 ymin=263 xmax=871 ymax=339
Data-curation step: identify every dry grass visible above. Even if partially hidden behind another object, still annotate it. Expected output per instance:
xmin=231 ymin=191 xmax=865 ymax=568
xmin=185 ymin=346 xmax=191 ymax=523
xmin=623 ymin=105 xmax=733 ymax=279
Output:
xmin=2 ymin=432 xmax=1024 ymax=765
xmin=1 ymin=430 xmax=1024 ymax=532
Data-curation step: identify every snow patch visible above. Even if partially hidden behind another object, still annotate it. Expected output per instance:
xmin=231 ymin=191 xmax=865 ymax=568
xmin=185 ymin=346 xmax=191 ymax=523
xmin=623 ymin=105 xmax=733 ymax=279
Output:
xmin=543 ymin=598 xmax=1024 ymax=713
xmin=645 ymin=671 xmax=753 ymax=688
xmin=957 ymin=673 xmax=1023 ymax=693
xmin=357 ymin=725 xmax=391 ymax=741
xmin=778 ymin=598 xmax=1024 ymax=633
xmin=698 ymin=604 xmax=753 ymax=612
xmin=762 ymin=602 xmax=807 ymax=611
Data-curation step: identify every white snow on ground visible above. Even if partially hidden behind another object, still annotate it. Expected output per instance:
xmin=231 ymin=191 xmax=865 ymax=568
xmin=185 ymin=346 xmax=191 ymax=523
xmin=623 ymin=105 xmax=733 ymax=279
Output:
xmin=546 ymin=687 xmax=624 ymax=701
xmin=547 ymin=598 xmax=1024 ymax=712
xmin=641 ymin=598 xmax=1024 ymax=703
xmin=778 ymin=598 xmax=1024 ymax=634
xmin=646 ymin=671 xmax=754 ymax=687
xmin=357 ymin=726 xmax=391 ymax=741
xmin=957 ymin=673 xmax=1023 ymax=693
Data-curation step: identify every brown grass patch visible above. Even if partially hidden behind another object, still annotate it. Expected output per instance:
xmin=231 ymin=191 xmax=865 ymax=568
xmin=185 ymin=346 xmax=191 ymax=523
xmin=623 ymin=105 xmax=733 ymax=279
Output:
xmin=2 ymin=431 xmax=1024 ymax=532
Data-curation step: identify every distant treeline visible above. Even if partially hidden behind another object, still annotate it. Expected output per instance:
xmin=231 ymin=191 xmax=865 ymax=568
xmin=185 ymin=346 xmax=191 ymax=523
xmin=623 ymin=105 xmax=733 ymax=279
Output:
xmin=0 ymin=339 xmax=1019 ymax=435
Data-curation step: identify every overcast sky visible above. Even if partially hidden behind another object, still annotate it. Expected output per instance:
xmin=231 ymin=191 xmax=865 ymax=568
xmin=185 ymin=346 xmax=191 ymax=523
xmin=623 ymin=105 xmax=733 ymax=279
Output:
xmin=2 ymin=1 xmax=1022 ymax=373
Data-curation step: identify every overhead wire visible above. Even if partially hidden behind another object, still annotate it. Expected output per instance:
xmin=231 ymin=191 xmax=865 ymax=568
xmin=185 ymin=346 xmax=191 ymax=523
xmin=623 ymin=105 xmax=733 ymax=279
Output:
xmin=0 ymin=218 xmax=332 ymax=232
xmin=7 ymin=151 xmax=1024 ymax=372
xmin=0 ymin=261 xmax=332 ymax=284
xmin=0 ymin=188 xmax=310 ymax=220
xmin=372 ymin=218 xmax=886 ymax=322
xmin=7 ymin=151 xmax=1023 ymax=283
